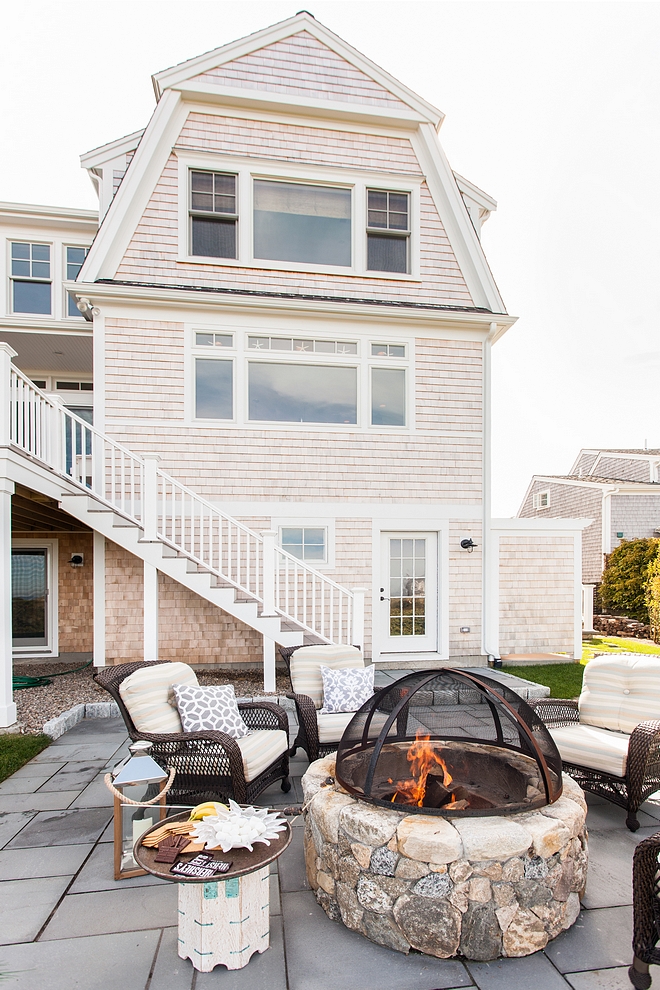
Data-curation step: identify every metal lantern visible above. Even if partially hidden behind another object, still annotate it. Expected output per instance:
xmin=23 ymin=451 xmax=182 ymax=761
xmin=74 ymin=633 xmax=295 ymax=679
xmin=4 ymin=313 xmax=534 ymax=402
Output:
xmin=111 ymin=740 xmax=168 ymax=880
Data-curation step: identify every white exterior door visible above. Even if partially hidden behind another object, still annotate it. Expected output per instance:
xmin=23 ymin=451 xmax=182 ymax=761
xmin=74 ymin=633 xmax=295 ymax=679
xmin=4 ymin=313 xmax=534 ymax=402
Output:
xmin=380 ymin=533 xmax=437 ymax=653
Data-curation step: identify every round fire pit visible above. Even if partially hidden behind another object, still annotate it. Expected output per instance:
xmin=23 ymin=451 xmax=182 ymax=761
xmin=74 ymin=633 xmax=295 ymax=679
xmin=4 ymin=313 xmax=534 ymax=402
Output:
xmin=302 ymin=756 xmax=588 ymax=960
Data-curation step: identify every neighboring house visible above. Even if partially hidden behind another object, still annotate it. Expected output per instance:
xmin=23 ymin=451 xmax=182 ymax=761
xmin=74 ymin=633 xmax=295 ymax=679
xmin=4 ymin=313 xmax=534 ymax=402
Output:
xmin=0 ymin=13 xmax=588 ymax=728
xmin=518 ymin=448 xmax=660 ymax=583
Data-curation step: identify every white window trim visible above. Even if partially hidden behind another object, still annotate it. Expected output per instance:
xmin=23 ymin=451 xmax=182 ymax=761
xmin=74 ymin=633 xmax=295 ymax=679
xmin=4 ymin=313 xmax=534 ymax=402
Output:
xmin=274 ymin=518 xmax=335 ymax=570
xmin=176 ymin=152 xmax=422 ymax=281
xmin=188 ymin=325 xmax=414 ymax=433
xmin=11 ymin=538 xmax=59 ymax=657
xmin=8 ymin=239 xmax=53 ymax=318
xmin=63 ymin=244 xmax=89 ymax=320
xmin=533 ymin=491 xmax=550 ymax=510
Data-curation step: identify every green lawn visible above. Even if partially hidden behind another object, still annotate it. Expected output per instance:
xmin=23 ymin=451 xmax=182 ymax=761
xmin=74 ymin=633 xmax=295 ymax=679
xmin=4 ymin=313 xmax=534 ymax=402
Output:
xmin=501 ymin=663 xmax=585 ymax=699
xmin=0 ymin=734 xmax=50 ymax=783
xmin=581 ymin=636 xmax=660 ymax=662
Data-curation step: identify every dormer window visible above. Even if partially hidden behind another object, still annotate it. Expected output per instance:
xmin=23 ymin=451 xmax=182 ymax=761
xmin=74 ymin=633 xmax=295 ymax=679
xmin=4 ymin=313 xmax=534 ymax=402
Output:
xmin=366 ymin=190 xmax=410 ymax=274
xmin=253 ymin=180 xmax=351 ymax=267
xmin=533 ymin=491 xmax=550 ymax=510
xmin=189 ymin=170 xmax=237 ymax=258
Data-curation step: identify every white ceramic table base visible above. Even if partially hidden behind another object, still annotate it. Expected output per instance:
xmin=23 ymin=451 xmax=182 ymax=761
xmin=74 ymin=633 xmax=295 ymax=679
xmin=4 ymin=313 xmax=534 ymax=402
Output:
xmin=177 ymin=865 xmax=270 ymax=972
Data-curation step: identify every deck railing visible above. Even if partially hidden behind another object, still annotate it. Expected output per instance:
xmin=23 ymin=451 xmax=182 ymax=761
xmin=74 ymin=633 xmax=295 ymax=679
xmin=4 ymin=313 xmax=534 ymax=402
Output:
xmin=2 ymin=351 xmax=362 ymax=647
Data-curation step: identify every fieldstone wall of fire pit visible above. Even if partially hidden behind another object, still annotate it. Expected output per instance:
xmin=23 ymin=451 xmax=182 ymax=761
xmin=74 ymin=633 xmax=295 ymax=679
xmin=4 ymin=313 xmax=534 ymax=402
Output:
xmin=302 ymin=756 xmax=588 ymax=961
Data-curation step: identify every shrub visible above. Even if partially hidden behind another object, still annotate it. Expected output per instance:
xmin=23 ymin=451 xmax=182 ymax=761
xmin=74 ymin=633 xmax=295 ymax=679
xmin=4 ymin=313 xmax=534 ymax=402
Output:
xmin=600 ymin=538 xmax=659 ymax=623
xmin=645 ymin=545 xmax=660 ymax=643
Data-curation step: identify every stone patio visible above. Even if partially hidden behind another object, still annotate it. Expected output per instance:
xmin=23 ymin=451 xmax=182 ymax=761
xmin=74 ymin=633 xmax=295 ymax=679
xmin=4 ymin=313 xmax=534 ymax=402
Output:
xmin=1 ymin=688 xmax=659 ymax=988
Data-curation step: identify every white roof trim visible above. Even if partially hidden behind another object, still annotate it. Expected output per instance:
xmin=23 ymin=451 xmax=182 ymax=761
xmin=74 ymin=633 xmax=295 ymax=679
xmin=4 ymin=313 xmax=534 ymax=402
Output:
xmin=454 ymin=173 xmax=497 ymax=214
xmin=152 ymin=12 xmax=444 ymax=127
xmin=80 ymin=129 xmax=145 ymax=169
xmin=0 ymin=201 xmax=97 ymax=223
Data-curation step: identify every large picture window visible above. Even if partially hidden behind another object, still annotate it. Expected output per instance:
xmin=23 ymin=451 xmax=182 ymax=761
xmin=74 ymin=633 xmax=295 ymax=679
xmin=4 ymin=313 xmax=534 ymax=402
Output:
xmin=253 ymin=181 xmax=351 ymax=267
xmin=248 ymin=362 xmax=357 ymax=424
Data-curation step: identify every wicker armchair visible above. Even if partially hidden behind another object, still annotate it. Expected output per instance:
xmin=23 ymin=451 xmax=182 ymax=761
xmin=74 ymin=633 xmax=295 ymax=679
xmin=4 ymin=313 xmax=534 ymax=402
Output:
xmin=630 ymin=830 xmax=660 ymax=989
xmin=279 ymin=644 xmax=367 ymax=762
xmin=531 ymin=656 xmax=660 ymax=831
xmin=94 ymin=660 xmax=291 ymax=806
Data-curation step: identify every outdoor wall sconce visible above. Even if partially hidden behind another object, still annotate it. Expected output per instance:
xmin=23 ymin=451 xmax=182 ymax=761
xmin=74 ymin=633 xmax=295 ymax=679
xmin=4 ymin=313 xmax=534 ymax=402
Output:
xmin=68 ymin=553 xmax=84 ymax=567
xmin=106 ymin=740 xmax=169 ymax=880
xmin=460 ymin=539 xmax=478 ymax=552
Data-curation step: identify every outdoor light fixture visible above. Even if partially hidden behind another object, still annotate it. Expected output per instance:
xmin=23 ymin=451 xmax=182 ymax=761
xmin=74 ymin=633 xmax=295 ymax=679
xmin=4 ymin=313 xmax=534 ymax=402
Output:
xmin=108 ymin=740 xmax=169 ymax=880
xmin=68 ymin=553 xmax=84 ymax=567
xmin=460 ymin=538 xmax=477 ymax=552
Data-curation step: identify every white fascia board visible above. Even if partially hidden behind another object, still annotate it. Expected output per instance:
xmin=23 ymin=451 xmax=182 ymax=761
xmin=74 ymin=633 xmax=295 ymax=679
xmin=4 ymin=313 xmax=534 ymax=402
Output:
xmin=0 ymin=202 xmax=98 ymax=233
xmin=152 ymin=12 xmax=443 ymax=127
xmin=79 ymin=91 xmax=187 ymax=282
xmin=172 ymin=82 xmax=426 ymax=129
xmin=568 ymin=448 xmax=599 ymax=474
xmin=594 ymin=450 xmax=660 ymax=465
xmin=80 ymin=129 xmax=145 ymax=169
xmin=515 ymin=477 xmax=539 ymax=517
xmin=491 ymin=517 xmax=594 ymax=532
xmin=411 ymin=124 xmax=507 ymax=315
xmin=453 ymin=173 xmax=497 ymax=214
xmin=531 ymin=475 xmax=654 ymax=494
xmin=65 ymin=278 xmax=517 ymax=334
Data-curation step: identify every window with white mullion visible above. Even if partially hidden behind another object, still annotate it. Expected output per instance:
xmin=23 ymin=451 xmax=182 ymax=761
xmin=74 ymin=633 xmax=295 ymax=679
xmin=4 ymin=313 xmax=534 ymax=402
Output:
xmin=366 ymin=189 xmax=410 ymax=274
xmin=11 ymin=242 xmax=52 ymax=315
xmin=189 ymin=170 xmax=238 ymax=259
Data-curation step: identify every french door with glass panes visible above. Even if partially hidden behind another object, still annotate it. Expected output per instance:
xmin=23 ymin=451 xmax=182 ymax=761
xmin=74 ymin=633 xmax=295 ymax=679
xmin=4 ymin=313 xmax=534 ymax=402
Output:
xmin=11 ymin=545 xmax=54 ymax=652
xmin=380 ymin=533 xmax=437 ymax=653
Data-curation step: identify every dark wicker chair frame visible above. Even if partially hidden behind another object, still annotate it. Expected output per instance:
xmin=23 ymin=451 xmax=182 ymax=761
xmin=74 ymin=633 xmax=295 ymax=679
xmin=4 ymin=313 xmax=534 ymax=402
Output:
xmin=279 ymin=645 xmax=368 ymax=763
xmin=94 ymin=661 xmax=291 ymax=806
xmin=630 ymin=830 xmax=660 ymax=989
xmin=532 ymin=698 xmax=660 ymax=832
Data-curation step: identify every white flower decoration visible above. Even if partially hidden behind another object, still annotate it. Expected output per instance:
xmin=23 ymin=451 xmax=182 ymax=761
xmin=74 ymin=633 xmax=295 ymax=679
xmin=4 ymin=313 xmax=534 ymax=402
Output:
xmin=190 ymin=799 xmax=287 ymax=852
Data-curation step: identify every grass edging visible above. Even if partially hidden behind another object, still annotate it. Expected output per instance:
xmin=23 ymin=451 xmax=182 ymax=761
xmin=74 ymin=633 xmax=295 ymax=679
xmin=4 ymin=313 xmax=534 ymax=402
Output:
xmin=0 ymin=733 xmax=50 ymax=783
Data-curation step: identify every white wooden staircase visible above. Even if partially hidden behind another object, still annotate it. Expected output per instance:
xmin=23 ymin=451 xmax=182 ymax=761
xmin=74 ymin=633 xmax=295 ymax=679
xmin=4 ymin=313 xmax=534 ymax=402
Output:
xmin=1 ymin=350 xmax=364 ymax=669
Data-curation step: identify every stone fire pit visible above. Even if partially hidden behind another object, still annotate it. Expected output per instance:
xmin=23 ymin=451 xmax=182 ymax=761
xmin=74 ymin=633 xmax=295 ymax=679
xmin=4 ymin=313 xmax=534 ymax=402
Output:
xmin=302 ymin=755 xmax=588 ymax=960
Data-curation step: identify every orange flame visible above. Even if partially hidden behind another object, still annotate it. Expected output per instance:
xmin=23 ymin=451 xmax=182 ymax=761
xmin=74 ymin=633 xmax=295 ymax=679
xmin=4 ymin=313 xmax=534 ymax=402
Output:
xmin=390 ymin=730 xmax=452 ymax=808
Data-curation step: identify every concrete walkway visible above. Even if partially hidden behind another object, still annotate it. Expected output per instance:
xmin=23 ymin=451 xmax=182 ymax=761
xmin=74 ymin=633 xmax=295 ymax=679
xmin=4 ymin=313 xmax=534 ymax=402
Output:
xmin=0 ymin=716 xmax=658 ymax=990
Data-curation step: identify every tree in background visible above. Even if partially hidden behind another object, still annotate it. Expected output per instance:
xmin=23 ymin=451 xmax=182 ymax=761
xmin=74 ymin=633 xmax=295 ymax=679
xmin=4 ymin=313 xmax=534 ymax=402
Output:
xmin=600 ymin=538 xmax=659 ymax=623
xmin=645 ymin=545 xmax=660 ymax=643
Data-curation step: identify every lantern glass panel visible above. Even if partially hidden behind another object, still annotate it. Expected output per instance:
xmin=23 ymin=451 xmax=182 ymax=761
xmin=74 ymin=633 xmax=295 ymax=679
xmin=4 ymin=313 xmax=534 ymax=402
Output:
xmin=114 ymin=782 xmax=166 ymax=879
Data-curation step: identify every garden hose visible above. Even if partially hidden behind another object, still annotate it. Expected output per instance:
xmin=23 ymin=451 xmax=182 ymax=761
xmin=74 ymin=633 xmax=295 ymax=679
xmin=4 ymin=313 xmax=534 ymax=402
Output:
xmin=13 ymin=658 xmax=93 ymax=691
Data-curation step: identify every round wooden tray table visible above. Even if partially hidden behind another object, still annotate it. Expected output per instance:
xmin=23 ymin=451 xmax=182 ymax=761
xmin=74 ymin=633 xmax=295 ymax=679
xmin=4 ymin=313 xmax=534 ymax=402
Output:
xmin=134 ymin=810 xmax=292 ymax=972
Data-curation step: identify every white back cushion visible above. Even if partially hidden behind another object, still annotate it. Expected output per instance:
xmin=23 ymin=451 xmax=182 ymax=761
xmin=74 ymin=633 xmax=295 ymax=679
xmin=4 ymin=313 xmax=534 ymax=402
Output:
xmin=119 ymin=662 xmax=198 ymax=733
xmin=290 ymin=645 xmax=363 ymax=709
xmin=579 ymin=654 xmax=660 ymax=734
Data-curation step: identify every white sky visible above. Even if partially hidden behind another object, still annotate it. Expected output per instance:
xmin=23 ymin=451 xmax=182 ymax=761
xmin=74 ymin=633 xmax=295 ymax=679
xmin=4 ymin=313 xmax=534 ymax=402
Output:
xmin=1 ymin=1 xmax=658 ymax=515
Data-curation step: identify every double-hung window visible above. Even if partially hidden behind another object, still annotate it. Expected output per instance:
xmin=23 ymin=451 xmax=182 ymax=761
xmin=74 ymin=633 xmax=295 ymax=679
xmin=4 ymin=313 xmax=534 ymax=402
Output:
xmin=366 ymin=190 xmax=410 ymax=274
xmin=189 ymin=170 xmax=237 ymax=258
xmin=11 ymin=242 xmax=51 ymax=314
xmin=65 ymin=247 xmax=88 ymax=317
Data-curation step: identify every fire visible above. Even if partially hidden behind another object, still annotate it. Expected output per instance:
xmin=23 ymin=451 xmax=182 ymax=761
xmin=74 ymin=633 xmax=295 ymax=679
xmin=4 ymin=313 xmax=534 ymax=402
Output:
xmin=390 ymin=730 xmax=453 ymax=808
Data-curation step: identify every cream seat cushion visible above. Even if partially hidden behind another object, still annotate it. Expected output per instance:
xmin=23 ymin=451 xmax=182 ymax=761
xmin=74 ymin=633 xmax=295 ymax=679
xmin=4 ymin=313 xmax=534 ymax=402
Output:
xmin=237 ymin=730 xmax=288 ymax=781
xmin=549 ymin=723 xmax=630 ymax=778
xmin=317 ymin=711 xmax=357 ymax=744
xmin=119 ymin=662 xmax=198 ymax=734
xmin=579 ymin=654 xmax=660 ymax=735
xmin=290 ymin=645 xmax=364 ymax=709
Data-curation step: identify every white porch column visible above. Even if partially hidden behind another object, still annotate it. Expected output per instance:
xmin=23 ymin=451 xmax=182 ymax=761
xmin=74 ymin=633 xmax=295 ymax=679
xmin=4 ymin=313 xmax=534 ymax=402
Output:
xmin=582 ymin=583 xmax=595 ymax=636
xmin=93 ymin=531 xmax=106 ymax=667
xmin=263 ymin=635 xmax=276 ymax=694
xmin=144 ymin=562 xmax=159 ymax=661
xmin=351 ymin=588 xmax=366 ymax=652
xmin=260 ymin=530 xmax=278 ymax=616
xmin=142 ymin=453 xmax=161 ymax=542
xmin=0 ymin=478 xmax=17 ymax=727
xmin=481 ymin=327 xmax=501 ymax=661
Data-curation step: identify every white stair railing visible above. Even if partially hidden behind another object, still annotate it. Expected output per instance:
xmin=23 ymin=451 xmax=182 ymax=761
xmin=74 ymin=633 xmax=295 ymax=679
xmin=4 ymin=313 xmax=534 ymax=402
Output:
xmin=3 ymin=359 xmax=362 ymax=647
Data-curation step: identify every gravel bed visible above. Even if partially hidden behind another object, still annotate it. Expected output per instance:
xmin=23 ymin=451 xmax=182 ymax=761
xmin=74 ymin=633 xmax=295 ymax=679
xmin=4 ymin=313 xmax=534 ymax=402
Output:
xmin=13 ymin=663 xmax=291 ymax=734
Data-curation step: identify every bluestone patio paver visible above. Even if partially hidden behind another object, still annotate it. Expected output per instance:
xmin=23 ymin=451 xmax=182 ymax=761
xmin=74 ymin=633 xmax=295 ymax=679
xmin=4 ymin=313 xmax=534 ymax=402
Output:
xmin=0 ymin=811 xmax=36 ymax=848
xmin=38 ymin=762 xmax=107 ymax=791
xmin=544 ymin=907 xmax=633 ymax=973
xmin=0 ymin=930 xmax=161 ymax=990
xmin=6 ymin=807 xmax=111 ymax=847
xmin=0 ymin=876 xmax=72 ymax=944
xmin=0 ymin=843 xmax=93 ymax=880
xmin=282 ymin=889 xmax=473 ymax=990
xmin=30 ymin=742 xmax=124 ymax=763
xmin=0 ymin=775 xmax=62 ymax=795
xmin=68 ymin=840 xmax=164 ymax=892
xmin=40 ymin=883 xmax=178 ymax=939
xmin=147 ymin=927 xmax=195 ymax=990
xmin=565 ymin=968 xmax=639 ymax=990
xmin=6 ymin=761 xmax=66 ymax=779
xmin=0 ymin=791 xmax=81 ymax=813
xmin=195 ymin=916 xmax=288 ymax=990
xmin=278 ymin=826 xmax=309 ymax=892
xmin=467 ymin=953 xmax=573 ymax=990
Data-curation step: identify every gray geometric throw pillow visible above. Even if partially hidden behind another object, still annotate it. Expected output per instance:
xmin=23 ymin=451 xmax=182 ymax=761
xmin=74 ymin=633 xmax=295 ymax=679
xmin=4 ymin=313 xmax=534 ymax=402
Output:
xmin=172 ymin=683 xmax=250 ymax=738
xmin=319 ymin=665 xmax=375 ymax=714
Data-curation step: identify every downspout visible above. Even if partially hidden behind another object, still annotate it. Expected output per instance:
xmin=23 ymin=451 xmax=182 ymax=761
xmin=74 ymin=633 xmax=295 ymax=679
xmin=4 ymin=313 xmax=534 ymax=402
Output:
xmin=601 ymin=487 xmax=619 ymax=575
xmin=482 ymin=322 xmax=500 ymax=664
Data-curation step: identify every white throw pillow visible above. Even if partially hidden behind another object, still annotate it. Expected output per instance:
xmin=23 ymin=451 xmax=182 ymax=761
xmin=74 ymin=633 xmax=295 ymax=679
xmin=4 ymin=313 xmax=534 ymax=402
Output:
xmin=172 ymin=683 xmax=250 ymax=738
xmin=319 ymin=665 xmax=375 ymax=714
